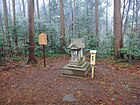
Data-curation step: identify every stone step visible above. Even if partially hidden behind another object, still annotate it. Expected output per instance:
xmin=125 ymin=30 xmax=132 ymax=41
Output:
xmin=62 ymin=62 xmax=91 ymax=77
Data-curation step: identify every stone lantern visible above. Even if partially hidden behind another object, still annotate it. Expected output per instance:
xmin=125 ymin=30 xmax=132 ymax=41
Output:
xmin=62 ymin=38 xmax=90 ymax=77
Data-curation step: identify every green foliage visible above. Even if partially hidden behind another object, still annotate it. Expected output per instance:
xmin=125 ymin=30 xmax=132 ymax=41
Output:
xmin=97 ymin=48 xmax=114 ymax=58
xmin=46 ymin=26 xmax=60 ymax=52
xmin=86 ymin=34 xmax=114 ymax=58
xmin=34 ymin=19 xmax=47 ymax=33
xmin=87 ymin=38 xmax=97 ymax=49
xmin=46 ymin=52 xmax=64 ymax=58
xmin=34 ymin=46 xmax=42 ymax=57
xmin=10 ymin=56 xmax=24 ymax=61
xmin=120 ymin=33 xmax=140 ymax=58
xmin=120 ymin=47 xmax=140 ymax=57
xmin=33 ymin=26 xmax=62 ymax=57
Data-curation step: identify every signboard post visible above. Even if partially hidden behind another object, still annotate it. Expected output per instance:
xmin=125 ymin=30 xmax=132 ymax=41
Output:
xmin=42 ymin=45 xmax=46 ymax=67
xmin=90 ymin=50 xmax=97 ymax=78
xmin=39 ymin=33 xmax=47 ymax=67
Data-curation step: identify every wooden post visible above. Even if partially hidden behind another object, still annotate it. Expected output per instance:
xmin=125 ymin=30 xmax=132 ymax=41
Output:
xmin=43 ymin=45 xmax=46 ymax=67
xmin=90 ymin=50 xmax=97 ymax=78
xmin=92 ymin=65 xmax=94 ymax=78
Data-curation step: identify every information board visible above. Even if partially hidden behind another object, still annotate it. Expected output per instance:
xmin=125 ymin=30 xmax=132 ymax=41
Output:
xmin=39 ymin=33 xmax=47 ymax=45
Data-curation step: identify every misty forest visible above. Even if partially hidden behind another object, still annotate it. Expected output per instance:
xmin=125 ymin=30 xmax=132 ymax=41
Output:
xmin=0 ymin=0 xmax=140 ymax=104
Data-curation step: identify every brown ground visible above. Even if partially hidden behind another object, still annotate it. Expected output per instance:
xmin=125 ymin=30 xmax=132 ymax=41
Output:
xmin=0 ymin=55 xmax=140 ymax=105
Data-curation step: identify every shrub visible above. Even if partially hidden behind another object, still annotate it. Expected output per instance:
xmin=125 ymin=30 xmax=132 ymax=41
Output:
xmin=120 ymin=33 xmax=140 ymax=61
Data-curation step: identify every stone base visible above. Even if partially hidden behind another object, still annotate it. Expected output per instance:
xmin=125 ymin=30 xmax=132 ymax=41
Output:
xmin=62 ymin=62 xmax=91 ymax=77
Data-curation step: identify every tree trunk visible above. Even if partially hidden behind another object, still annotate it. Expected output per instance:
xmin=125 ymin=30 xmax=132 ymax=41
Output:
xmin=43 ymin=0 xmax=47 ymax=22
xmin=27 ymin=0 xmax=37 ymax=64
xmin=36 ymin=0 xmax=40 ymax=19
xmin=22 ymin=0 xmax=27 ymax=55
xmin=77 ymin=0 xmax=80 ymax=37
xmin=18 ymin=0 xmax=22 ymax=16
xmin=95 ymin=0 xmax=99 ymax=46
xmin=106 ymin=0 xmax=109 ymax=35
xmin=12 ymin=0 xmax=18 ymax=49
xmin=0 ymin=12 xmax=4 ymax=34
xmin=114 ymin=0 xmax=123 ymax=57
xmin=122 ymin=0 xmax=126 ymax=24
xmin=73 ymin=0 xmax=76 ymax=37
xmin=70 ymin=0 xmax=74 ymax=36
xmin=135 ymin=0 xmax=139 ymax=34
xmin=22 ymin=0 xmax=26 ymax=17
xmin=136 ymin=0 xmax=140 ymax=48
xmin=2 ymin=0 xmax=9 ymax=33
xmin=131 ymin=1 xmax=135 ymax=32
xmin=60 ymin=0 xmax=65 ymax=53
xmin=0 ymin=0 xmax=2 ymax=10
xmin=123 ymin=0 xmax=132 ymax=33
xmin=0 ymin=12 xmax=5 ymax=60
xmin=49 ymin=0 xmax=51 ymax=25
xmin=12 ymin=0 xmax=16 ymax=26
xmin=0 ymin=12 xmax=4 ymax=58
xmin=8 ymin=0 xmax=12 ymax=24
xmin=36 ymin=0 xmax=40 ymax=30
xmin=86 ymin=0 xmax=90 ymax=34
xmin=3 ymin=0 xmax=12 ymax=56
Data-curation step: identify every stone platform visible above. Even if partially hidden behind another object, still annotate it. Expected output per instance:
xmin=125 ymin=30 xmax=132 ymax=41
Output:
xmin=62 ymin=62 xmax=91 ymax=77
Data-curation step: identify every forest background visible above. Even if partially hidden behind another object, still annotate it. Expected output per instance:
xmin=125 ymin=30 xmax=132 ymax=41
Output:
xmin=0 ymin=0 xmax=140 ymax=64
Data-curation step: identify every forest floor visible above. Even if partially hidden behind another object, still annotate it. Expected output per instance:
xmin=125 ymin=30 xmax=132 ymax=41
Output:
xmin=0 ymin=54 xmax=140 ymax=105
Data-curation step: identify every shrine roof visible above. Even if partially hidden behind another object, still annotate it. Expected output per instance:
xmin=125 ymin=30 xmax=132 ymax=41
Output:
xmin=68 ymin=38 xmax=85 ymax=49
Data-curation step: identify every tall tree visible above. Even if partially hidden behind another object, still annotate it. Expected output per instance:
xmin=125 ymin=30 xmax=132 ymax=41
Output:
xmin=36 ymin=0 xmax=40 ymax=30
xmin=18 ymin=0 xmax=22 ymax=16
xmin=36 ymin=0 xmax=40 ymax=19
xmin=135 ymin=0 xmax=140 ymax=48
xmin=86 ymin=0 xmax=90 ymax=34
xmin=0 ymin=0 xmax=2 ymax=10
xmin=12 ymin=0 xmax=18 ymax=48
xmin=95 ymin=0 xmax=99 ymax=46
xmin=60 ymin=0 xmax=65 ymax=53
xmin=77 ymin=0 xmax=80 ymax=37
xmin=43 ymin=0 xmax=47 ymax=22
xmin=73 ymin=0 xmax=76 ymax=36
xmin=22 ymin=0 xmax=28 ymax=55
xmin=106 ymin=0 xmax=109 ymax=35
xmin=2 ymin=0 xmax=9 ymax=33
xmin=114 ymin=0 xmax=123 ymax=57
xmin=123 ymin=0 xmax=132 ymax=33
xmin=122 ymin=0 xmax=126 ymax=23
xmin=131 ymin=0 xmax=135 ymax=32
xmin=8 ymin=0 xmax=12 ymax=24
xmin=27 ymin=0 xmax=37 ymax=64
xmin=135 ymin=0 xmax=139 ymax=34
xmin=70 ymin=0 xmax=74 ymax=36
xmin=22 ymin=0 xmax=26 ymax=17
xmin=3 ymin=0 xmax=12 ymax=56
xmin=12 ymin=0 xmax=16 ymax=26
xmin=0 ymin=0 xmax=4 ymax=59
xmin=0 ymin=12 xmax=4 ymax=34
xmin=49 ymin=0 xmax=51 ymax=24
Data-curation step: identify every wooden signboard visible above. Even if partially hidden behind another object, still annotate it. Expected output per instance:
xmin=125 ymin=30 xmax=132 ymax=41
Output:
xmin=39 ymin=33 xmax=47 ymax=45
xmin=39 ymin=32 xmax=47 ymax=67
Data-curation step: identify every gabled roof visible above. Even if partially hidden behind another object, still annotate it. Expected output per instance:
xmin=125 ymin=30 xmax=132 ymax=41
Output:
xmin=68 ymin=38 xmax=85 ymax=49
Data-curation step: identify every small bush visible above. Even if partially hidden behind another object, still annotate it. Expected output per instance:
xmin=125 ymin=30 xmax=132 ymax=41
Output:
xmin=120 ymin=33 xmax=140 ymax=61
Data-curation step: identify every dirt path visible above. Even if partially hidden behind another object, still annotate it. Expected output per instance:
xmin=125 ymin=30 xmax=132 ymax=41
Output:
xmin=0 ymin=55 xmax=140 ymax=105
